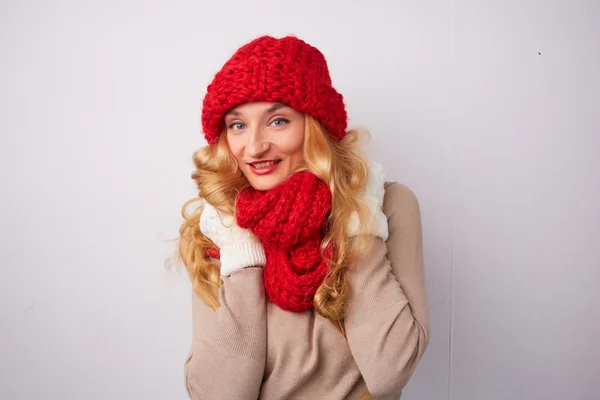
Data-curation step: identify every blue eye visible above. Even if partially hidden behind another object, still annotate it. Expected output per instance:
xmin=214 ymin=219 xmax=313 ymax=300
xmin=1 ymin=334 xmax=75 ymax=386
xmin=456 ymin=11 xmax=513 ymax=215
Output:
xmin=228 ymin=122 xmax=245 ymax=131
xmin=271 ymin=118 xmax=290 ymax=127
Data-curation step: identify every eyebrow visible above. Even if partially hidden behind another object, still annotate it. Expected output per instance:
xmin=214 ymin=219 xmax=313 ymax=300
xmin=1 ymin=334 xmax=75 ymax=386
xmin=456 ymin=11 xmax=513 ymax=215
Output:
xmin=266 ymin=102 xmax=287 ymax=113
xmin=224 ymin=102 xmax=288 ymax=118
xmin=225 ymin=109 xmax=241 ymax=117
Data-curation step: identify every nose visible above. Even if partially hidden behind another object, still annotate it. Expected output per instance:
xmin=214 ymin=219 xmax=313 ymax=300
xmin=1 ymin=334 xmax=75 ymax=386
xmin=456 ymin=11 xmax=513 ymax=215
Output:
xmin=246 ymin=125 xmax=270 ymax=158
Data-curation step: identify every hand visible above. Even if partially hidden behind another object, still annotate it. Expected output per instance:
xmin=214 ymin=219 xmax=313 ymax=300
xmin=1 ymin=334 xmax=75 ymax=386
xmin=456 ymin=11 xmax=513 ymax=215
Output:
xmin=347 ymin=160 xmax=389 ymax=240
xmin=199 ymin=199 xmax=266 ymax=276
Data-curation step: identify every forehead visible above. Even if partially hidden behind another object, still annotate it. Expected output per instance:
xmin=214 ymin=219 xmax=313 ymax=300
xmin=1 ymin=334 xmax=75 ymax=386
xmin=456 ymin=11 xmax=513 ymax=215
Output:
xmin=225 ymin=102 xmax=293 ymax=117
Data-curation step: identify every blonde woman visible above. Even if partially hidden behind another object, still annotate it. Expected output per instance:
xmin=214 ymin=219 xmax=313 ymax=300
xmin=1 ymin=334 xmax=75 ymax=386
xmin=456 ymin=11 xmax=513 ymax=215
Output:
xmin=178 ymin=35 xmax=429 ymax=399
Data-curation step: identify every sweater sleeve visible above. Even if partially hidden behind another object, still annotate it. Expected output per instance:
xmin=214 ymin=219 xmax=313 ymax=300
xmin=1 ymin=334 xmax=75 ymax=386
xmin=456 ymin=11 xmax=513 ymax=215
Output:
xmin=344 ymin=182 xmax=430 ymax=397
xmin=184 ymin=267 xmax=267 ymax=400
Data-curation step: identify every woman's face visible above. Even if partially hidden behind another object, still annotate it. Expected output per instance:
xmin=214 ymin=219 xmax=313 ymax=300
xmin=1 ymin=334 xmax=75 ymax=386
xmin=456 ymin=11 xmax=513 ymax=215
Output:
xmin=224 ymin=102 xmax=305 ymax=191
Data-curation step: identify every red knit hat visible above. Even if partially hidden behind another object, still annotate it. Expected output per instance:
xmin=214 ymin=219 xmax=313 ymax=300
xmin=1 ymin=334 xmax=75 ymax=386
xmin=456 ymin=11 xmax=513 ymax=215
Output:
xmin=201 ymin=35 xmax=348 ymax=144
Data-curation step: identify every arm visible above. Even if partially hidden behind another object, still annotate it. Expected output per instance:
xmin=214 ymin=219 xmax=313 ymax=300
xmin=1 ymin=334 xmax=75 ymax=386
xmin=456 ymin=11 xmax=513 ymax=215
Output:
xmin=184 ymin=268 xmax=266 ymax=400
xmin=180 ymin=227 xmax=267 ymax=399
xmin=345 ymin=183 xmax=430 ymax=397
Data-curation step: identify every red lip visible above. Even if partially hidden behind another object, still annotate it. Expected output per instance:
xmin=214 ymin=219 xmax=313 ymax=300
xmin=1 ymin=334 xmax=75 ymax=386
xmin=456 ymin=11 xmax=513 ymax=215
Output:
xmin=248 ymin=159 xmax=276 ymax=164
xmin=248 ymin=160 xmax=281 ymax=176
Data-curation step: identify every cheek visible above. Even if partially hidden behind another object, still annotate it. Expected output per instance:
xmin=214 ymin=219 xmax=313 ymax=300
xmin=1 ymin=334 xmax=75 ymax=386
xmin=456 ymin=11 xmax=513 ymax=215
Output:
xmin=279 ymin=129 xmax=304 ymax=159
xmin=226 ymin=137 xmax=244 ymax=161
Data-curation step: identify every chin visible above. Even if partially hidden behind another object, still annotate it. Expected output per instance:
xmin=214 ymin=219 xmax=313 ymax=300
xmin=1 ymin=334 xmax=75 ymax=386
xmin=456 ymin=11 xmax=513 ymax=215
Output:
xmin=245 ymin=174 xmax=287 ymax=191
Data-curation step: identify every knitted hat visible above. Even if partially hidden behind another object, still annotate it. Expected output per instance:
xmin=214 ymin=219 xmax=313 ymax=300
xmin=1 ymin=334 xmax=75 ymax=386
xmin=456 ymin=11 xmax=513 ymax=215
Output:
xmin=201 ymin=35 xmax=347 ymax=144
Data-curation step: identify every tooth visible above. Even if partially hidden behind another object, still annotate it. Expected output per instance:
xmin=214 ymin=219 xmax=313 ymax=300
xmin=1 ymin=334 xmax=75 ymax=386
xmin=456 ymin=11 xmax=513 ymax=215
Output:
xmin=254 ymin=161 xmax=274 ymax=168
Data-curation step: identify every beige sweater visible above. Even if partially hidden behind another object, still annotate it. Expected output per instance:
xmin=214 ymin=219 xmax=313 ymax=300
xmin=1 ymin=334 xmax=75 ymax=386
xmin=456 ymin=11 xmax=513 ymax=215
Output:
xmin=183 ymin=183 xmax=430 ymax=399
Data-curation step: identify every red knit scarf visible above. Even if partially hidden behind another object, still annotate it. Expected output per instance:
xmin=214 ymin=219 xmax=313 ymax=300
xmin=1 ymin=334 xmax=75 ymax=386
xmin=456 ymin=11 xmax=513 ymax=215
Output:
xmin=235 ymin=171 xmax=333 ymax=312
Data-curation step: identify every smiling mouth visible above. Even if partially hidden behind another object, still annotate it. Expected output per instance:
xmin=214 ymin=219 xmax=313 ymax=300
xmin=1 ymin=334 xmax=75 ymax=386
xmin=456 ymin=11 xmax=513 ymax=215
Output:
xmin=249 ymin=160 xmax=281 ymax=168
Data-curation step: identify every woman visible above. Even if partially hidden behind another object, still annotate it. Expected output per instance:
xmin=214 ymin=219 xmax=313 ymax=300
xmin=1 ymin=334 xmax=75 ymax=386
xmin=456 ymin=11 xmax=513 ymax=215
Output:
xmin=178 ymin=35 xmax=429 ymax=399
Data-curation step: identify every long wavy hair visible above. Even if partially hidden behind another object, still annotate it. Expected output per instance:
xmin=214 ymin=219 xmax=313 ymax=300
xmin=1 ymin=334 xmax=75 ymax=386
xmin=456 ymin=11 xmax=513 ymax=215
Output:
xmin=178 ymin=115 xmax=376 ymax=333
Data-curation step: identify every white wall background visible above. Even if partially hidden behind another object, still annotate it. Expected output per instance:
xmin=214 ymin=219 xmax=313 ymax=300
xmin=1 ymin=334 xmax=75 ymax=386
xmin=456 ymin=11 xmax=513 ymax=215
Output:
xmin=1 ymin=1 xmax=599 ymax=399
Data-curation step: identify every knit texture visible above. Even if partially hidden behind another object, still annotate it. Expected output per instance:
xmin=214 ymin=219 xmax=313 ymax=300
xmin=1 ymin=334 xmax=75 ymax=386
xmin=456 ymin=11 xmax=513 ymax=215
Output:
xmin=205 ymin=247 xmax=220 ymax=259
xmin=199 ymin=199 xmax=266 ymax=276
xmin=201 ymin=35 xmax=347 ymax=144
xmin=235 ymin=172 xmax=332 ymax=312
